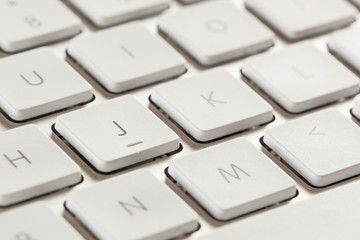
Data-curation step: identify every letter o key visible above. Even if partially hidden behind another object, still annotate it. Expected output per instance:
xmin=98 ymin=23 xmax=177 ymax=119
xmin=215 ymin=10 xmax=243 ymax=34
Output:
xmin=206 ymin=19 xmax=228 ymax=34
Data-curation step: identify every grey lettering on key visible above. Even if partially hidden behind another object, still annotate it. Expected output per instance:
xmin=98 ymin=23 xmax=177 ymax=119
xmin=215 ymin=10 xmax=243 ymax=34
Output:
xmin=292 ymin=66 xmax=313 ymax=79
xmin=24 ymin=15 xmax=42 ymax=28
xmin=113 ymin=121 xmax=127 ymax=136
xmin=3 ymin=150 xmax=31 ymax=168
xmin=15 ymin=232 xmax=37 ymax=240
xmin=218 ymin=164 xmax=250 ymax=183
xmin=206 ymin=19 xmax=228 ymax=34
xmin=201 ymin=91 xmax=227 ymax=107
xmin=127 ymin=140 xmax=144 ymax=147
xmin=309 ymin=126 xmax=325 ymax=136
xmin=121 ymin=46 xmax=135 ymax=59
xmin=119 ymin=196 xmax=148 ymax=216
xmin=8 ymin=0 xmax=16 ymax=6
xmin=20 ymin=71 xmax=44 ymax=86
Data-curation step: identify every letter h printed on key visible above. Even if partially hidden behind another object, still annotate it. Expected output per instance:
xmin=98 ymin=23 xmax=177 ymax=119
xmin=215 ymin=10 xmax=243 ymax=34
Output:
xmin=3 ymin=150 xmax=31 ymax=168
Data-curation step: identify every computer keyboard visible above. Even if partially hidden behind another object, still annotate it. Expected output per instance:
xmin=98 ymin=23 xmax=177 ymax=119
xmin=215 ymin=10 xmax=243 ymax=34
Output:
xmin=1 ymin=0 xmax=360 ymax=239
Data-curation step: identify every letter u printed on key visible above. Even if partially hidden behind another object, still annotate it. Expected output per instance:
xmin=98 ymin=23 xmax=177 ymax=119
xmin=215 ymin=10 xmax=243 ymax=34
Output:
xmin=20 ymin=71 xmax=44 ymax=86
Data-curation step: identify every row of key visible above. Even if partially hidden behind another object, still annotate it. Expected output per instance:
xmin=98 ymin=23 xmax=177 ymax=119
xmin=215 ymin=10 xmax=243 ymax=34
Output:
xmin=2 ymin=0 xmax=360 ymax=239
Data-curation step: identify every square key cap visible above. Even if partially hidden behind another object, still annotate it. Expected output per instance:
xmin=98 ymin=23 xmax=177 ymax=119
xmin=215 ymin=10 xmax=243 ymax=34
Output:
xmin=0 ymin=204 xmax=82 ymax=240
xmin=242 ymin=42 xmax=359 ymax=113
xmin=158 ymin=1 xmax=274 ymax=66
xmin=68 ymin=0 xmax=169 ymax=28
xmin=65 ymin=170 xmax=198 ymax=240
xmin=264 ymin=110 xmax=360 ymax=187
xmin=0 ymin=48 xmax=93 ymax=121
xmin=67 ymin=23 xmax=186 ymax=93
xmin=55 ymin=95 xmax=179 ymax=173
xmin=151 ymin=69 xmax=273 ymax=142
xmin=328 ymin=29 xmax=360 ymax=73
xmin=0 ymin=125 xmax=82 ymax=206
xmin=169 ymin=138 xmax=296 ymax=220
xmin=245 ymin=0 xmax=356 ymax=41
xmin=0 ymin=0 xmax=81 ymax=52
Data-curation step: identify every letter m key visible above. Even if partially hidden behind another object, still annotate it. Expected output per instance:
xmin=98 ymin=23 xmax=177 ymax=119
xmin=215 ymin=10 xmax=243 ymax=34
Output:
xmin=218 ymin=164 xmax=250 ymax=183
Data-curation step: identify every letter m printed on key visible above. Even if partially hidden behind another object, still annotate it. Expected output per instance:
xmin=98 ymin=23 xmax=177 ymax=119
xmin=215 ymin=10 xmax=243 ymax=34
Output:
xmin=218 ymin=164 xmax=250 ymax=183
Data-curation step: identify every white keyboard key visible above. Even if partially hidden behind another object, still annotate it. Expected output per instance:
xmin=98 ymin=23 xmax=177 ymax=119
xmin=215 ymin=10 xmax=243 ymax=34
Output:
xmin=195 ymin=179 xmax=360 ymax=240
xmin=264 ymin=110 xmax=360 ymax=187
xmin=245 ymin=0 xmax=356 ymax=41
xmin=242 ymin=42 xmax=359 ymax=113
xmin=169 ymin=139 xmax=296 ymax=220
xmin=151 ymin=69 xmax=273 ymax=142
xmin=328 ymin=29 xmax=360 ymax=73
xmin=68 ymin=23 xmax=186 ymax=93
xmin=66 ymin=170 xmax=198 ymax=240
xmin=0 ymin=48 xmax=93 ymax=121
xmin=68 ymin=0 xmax=169 ymax=28
xmin=0 ymin=204 xmax=82 ymax=240
xmin=0 ymin=125 xmax=82 ymax=206
xmin=0 ymin=0 xmax=81 ymax=52
xmin=158 ymin=1 xmax=273 ymax=66
xmin=55 ymin=95 xmax=179 ymax=173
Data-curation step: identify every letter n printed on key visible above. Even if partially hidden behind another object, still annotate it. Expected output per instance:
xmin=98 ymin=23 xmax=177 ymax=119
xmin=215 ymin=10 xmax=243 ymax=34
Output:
xmin=118 ymin=196 xmax=147 ymax=216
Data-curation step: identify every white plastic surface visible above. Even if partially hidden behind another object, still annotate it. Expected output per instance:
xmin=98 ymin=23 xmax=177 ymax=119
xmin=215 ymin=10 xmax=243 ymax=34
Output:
xmin=242 ymin=42 xmax=359 ymax=113
xmin=68 ymin=0 xmax=169 ymax=27
xmin=0 ymin=48 xmax=93 ymax=121
xmin=245 ymin=0 xmax=357 ymax=40
xmin=264 ymin=110 xmax=360 ymax=187
xmin=169 ymin=138 xmax=296 ymax=220
xmin=0 ymin=204 xmax=83 ymax=240
xmin=0 ymin=125 xmax=82 ymax=206
xmin=328 ymin=28 xmax=360 ymax=73
xmin=66 ymin=170 xmax=199 ymax=240
xmin=67 ymin=23 xmax=186 ymax=93
xmin=0 ymin=0 xmax=81 ymax=52
xmin=196 ymin=179 xmax=360 ymax=240
xmin=151 ymin=69 xmax=273 ymax=142
xmin=55 ymin=95 xmax=179 ymax=173
xmin=159 ymin=1 xmax=274 ymax=66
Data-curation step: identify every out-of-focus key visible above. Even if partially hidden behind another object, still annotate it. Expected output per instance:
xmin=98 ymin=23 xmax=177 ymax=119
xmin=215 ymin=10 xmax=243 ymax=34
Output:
xmin=195 ymin=179 xmax=360 ymax=240
xmin=0 ymin=125 xmax=82 ymax=206
xmin=328 ymin=29 xmax=360 ymax=73
xmin=264 ymin=110 xmax=360 ymax=187
xmin=242 ymin=42 xmax=359 ymax=113
xmin=169 ymin=139 xmax=296 ymax=220
xmin=178 ymin=0 xmax=207 ymax=3
xmin=245 ymin=0 xmax=356 ymax=41
xmin=350 ymin=0 xmax=360 ymax=8
xmin=68 ymin=23 xmax=186 ymax=93
xmin=0 ymin=0 xmax=81 ymax=52
xmin=68 ymin=0 xmax=169 ymax=28
xmin=66 ymin=170 xmax=199 ymax=240
xmin=158 ymin=1 xmax=273 ymax=66
xmin=0 ymin=204 xmax=83 ymax=240
xmin=0 ymin=48 xmax=93 ymax=121
xmin=55 ymin=95 xmax=179 ymax=173
xmin=151 ymin=69 xmax=273 ymax=142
